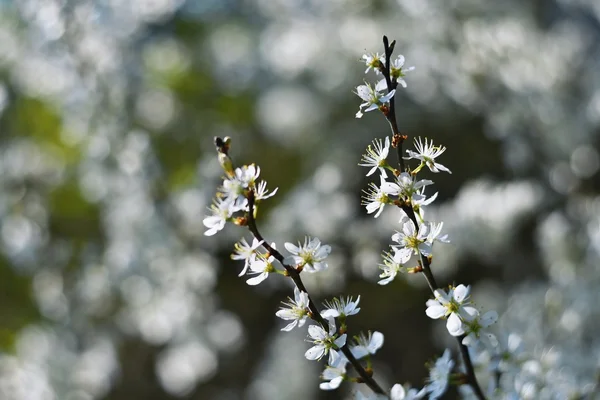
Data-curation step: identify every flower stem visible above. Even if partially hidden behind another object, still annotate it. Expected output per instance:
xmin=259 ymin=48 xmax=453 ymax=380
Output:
xmin=381 ymin=35 xmax=406 ymax=173
xmin=245 ymin=190 xmax=387 ymax=396
xmin=380 ymin=35 xmax=487 ymax=400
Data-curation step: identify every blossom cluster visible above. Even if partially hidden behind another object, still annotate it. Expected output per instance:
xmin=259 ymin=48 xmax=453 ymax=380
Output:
xmin=201 ymin=37 xmax=550 ymax=400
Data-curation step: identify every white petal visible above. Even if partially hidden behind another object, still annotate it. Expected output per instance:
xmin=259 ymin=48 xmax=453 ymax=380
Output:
xmin=368 ymin=331 xmax=384 ymax=353
xmin=237 ymin=261 xmax=250 ymax=277
xmin=334 ymin=334 xmax=347 ymax=348
xmin=453 ymin=284 xmax=470 ymax=303
xmin=425 ymin=304 xmax=447 ymax=320
xmin=308 ymin=325 xmax=327 ymax=340
xmin=281 ymin=320 xmax=297 ymax=331
xmin=321 ymin=309 xmax=340 ymax=318
xmin=480 ymin=310 xmax=498 ymax=327
xmin=365 ymin=103 xmax=379 ymax=112
xmin=284 ymin=242 xmax=300 ymax=254
xmin=275 ymin=309 xmax=295 ymax=320
xmin=433 ymin=289 xmax=450 ymax=304
xmin=305 ymin=345 xmax=325 ymax=360
xmin=446 ymin=313 xmax=465 ymax=336
xmin=350 ymin=345 xmax=369 ymax=359
xmin=315 ymin=244 xmax=331 ymax=258
xmin=356 ymin=85 xmax=371 ymax=100
xmin=365 ymin=166 xmax=378 ymax=177
xmin=319 ymin=376 xmax=343 ymax=390
xmin=460 ymin=306 xmax=479 ymax=321
xmin=390 ymin=384 xmax=406 ymax=400
xmin=377 ymin=275 xmax=394 ymax=285
xmin=246 ymin=272 xmax=268 ymax=286
xmin=395 ymin=55 xmax=405 ymax=68
xmin=462 ymin=332 xmax=477 ymax=347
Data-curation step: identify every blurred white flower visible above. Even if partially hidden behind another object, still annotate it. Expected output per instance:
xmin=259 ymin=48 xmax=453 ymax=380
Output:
xmin=390 ymin=383 xmax=426 ymax=400
xmin=350 ymin=331 xmax=384 ymax=359
xmin=462 ymin=310 xmax=499 ymax=348
xmin=425 ymin=349 xmax=454 ymax=400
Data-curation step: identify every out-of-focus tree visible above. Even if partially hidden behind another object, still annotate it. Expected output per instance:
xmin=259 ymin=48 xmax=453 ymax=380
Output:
xmin=0 ymin=0 xmax=599 ymax=399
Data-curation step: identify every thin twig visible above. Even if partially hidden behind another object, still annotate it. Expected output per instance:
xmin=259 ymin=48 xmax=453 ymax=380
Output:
xmin=245 ymin=190 xmax=387 ymax=396
xmin=381 ymin=35 xmax=406 ymax=172
xmin=379 ymin=35 xmax=487 ymax=400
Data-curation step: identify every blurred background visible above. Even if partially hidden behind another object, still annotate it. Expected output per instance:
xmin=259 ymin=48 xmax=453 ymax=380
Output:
xmin=1 ymin=0 xmax=600 ymax=399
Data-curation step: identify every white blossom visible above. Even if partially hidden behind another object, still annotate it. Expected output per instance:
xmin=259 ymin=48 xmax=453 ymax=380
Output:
xmin=361 ymin=176 xmax=391 ymax=218
xmin=284 ymin=236 xmax=331 ymax=272
xmin=426 ymin=221 xmax=450 ymax=244
xmin=390 ymin=55 xmax=415 ymax=88
xmin=425 ymin=349 xmax=454 ymax=400
xmin=220 ymin=164 xmax=261 ymax=209
xmin=381 ymin=172 xmax=433 ymax=202
xmin=377 ymin=249 xmax=411 ymax=285
xmin=425 ymin=284 xmax=478 ymax=336
xmin=203 ymin=197 xmax=233 ymax=236
xmin=231 ymin=237 xmax=264 ymax=276
xmin=359 ymin=136 xmax=390 ymax=177
xmin=362 ymin=52 xmax=386 ymax=74
xmin=254 ymin=180 xmax=278 ymax=201
xmin=405 ymin=137 xmax=451 ymax=174
xmin=390 ymin=384 xmax=426 ymax=400
xmin=355 ymin=80 xmax=395 ymax=119
xmin=462 ymin=310 xmax=499 ymax=348
xmin=322 ymin=296 xmax=361 ymax=319
xmin=391 ymin=217 xmax=431 ymax=256
xmin=305 ymin=318 xmax=347 ymax=365
xmin=350 ymin=331 xmax=384 ymax=359
xmin=319 ymin=351 xmax=348 ymax=390
xmin=245 ymin=244 xmax=277 ymax=286
xmin=276 ymin=287 xmax=310 ymax=331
